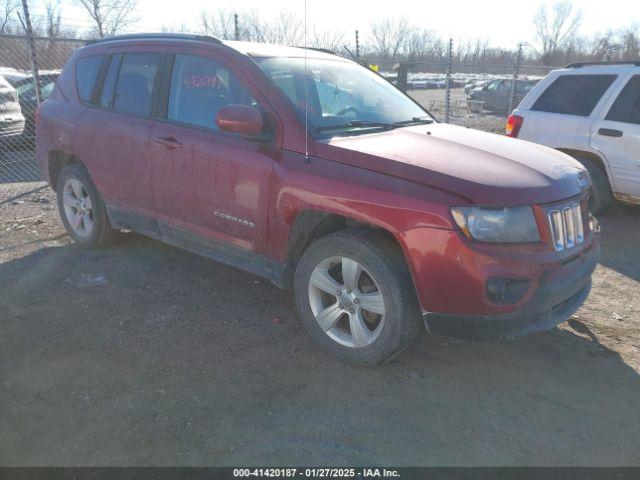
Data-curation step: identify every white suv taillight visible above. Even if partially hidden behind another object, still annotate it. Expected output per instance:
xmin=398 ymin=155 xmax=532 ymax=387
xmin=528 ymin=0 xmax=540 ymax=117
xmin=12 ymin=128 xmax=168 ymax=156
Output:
xmin=506 ymin=114 xmax=524 ymax=138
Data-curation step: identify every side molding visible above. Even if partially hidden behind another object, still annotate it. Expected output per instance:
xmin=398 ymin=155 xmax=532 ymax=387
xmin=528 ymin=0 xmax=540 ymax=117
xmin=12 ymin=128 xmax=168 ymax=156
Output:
xmin=107 ymin=205 xmax=287 ymax=288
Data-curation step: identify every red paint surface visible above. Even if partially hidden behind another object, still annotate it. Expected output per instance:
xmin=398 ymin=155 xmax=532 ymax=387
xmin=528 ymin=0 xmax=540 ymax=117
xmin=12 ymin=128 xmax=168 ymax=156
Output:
xmin=36 ymin=38 xmax=597 ymax=316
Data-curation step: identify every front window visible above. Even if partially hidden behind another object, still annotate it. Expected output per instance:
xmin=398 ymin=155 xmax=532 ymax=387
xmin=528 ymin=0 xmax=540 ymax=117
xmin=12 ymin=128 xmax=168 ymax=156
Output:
xmin=167 ymin=54 xmax=257 ymax=131
xmin=257 ymin=57 xmax=432 ymax=136
xmin=486 ymin=80 xmax=501 ymax=92
xmin=606 ymin=75 xmax=640 ymax=125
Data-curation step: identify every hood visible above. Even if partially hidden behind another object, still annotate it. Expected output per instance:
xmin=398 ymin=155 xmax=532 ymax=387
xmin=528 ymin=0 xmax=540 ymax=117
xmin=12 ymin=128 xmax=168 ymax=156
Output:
xmin=318 ymin=123 xmax=587 ymax=206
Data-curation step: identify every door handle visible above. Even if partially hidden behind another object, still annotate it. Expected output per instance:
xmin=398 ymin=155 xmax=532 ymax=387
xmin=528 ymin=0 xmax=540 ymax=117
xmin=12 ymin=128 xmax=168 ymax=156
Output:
xmin=598 ymin=128 xmax=623 ymax=138
xmin=154 ymin=136 xmax=183 ymax=150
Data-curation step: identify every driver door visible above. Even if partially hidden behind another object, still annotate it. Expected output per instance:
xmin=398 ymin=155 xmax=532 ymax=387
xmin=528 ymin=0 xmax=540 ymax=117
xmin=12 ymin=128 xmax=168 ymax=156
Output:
xmin=150 ymin=47 xmax=276 ymax=254
xmin=590 ymin=74 xmax=640 ymax=200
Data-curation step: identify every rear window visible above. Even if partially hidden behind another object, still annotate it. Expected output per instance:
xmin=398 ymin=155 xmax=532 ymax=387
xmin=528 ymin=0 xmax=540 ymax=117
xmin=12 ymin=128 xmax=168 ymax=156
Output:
xmin=75 ymin=55 xmax=104 ymax=103
xmin=532 ymin=74 xmax=616 ymax=116
xmin=606 ymin=75 xmax=640 ymax=125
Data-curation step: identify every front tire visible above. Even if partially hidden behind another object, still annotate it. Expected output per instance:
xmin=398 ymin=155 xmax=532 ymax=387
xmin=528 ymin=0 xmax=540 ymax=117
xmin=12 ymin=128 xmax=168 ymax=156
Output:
xmin=294 ymin=229 xmax=421 ymax=365
xmin=56 ymin=164 xmax=118 ymax=248
xmin=580 ymin=158 xmax=612 ymax=214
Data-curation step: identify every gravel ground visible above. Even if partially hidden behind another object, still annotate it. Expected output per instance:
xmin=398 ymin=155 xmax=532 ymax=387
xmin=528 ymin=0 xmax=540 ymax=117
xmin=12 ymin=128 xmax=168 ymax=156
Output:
xmin=1 ymin=181 xmax=639 ymax=466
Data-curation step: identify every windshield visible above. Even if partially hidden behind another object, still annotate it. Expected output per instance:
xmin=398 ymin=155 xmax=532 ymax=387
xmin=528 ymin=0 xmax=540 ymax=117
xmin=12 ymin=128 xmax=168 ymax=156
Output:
xmin=256 ymin=57 xmax=432 ymax=136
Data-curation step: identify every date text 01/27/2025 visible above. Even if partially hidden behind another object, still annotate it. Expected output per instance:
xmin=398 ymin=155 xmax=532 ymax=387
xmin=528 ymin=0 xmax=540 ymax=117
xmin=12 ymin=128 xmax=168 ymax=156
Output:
xmin=232 ymin=468 xmax=401 ymax=478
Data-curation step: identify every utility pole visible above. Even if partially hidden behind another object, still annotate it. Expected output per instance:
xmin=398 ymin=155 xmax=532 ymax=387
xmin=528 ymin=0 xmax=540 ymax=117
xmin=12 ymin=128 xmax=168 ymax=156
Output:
xmin=355 ymin=30 xmax=360 ymax=59
xmin=508 ymin=43 xmax=524 ymax=116
xmin=444 ymin=37 xmax=453 ymax=123
xmin=20 ymin=0 xmax=42 ymax=104
xmin=234 ymin=13 xmax=239 ymax=41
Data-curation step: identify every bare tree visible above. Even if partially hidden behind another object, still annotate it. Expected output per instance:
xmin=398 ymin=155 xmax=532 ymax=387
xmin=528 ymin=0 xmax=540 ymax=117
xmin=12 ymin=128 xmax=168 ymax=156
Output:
xmin=404 ymin=28 xmax=442 ymax=62
xmin=44 ymin=0 xmax=62 ymax=37
xmin=456 ymin=37 xmax=491 ymax=63
xmin=160 ymin=23 xmax=190 ymax=34
xmin=370 ymin=17 xmax=409 ymax=62
xmin=199 ymin=10 xmax=236 ymax=39
xmin=0 ymin=0 xmax=19 ymax=34
xmin=588 ymin=30 xmax=618 ymax=61
xmin=76 ymin=0 xmax=138 ymax=37
xmin=199 ymin=9 xmax=303 ymax=44
xmin=618 ymin=24 xmax=640 ymax=60
xmin=248 ymin=10 xmax=303 ymax=45
xmin=308 ymin=26 xmax=344 ymax=51
xmin=533 ymin=0 xmax=582 ymax=65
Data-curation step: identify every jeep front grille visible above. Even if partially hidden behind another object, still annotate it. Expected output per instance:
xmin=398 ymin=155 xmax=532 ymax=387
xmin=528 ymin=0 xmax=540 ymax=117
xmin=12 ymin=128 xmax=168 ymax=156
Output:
xmin=548 ymin=202 xmax=584 ymax=251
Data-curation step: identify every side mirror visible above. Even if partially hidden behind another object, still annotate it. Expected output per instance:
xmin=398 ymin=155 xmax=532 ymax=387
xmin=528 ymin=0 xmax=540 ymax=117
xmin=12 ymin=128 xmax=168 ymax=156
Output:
xmin=216 ymin=104 xmax=263 ymax=135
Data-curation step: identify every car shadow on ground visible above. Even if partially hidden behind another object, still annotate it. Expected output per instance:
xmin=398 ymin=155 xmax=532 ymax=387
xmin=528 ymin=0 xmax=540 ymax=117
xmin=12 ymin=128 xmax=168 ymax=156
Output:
xmin=1 ymin=234 xmax=639 ymax=466
xmin=596 ymin=202 xmax=640 ymax=282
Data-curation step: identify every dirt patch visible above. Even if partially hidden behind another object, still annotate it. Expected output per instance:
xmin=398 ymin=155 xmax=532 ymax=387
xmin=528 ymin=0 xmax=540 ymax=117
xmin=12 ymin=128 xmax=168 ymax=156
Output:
xmin=1 ymin=181 xmax=639 ymax=466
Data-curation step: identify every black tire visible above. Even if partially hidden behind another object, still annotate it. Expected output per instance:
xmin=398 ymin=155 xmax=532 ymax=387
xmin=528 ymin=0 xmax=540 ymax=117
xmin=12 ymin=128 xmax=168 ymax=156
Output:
xmin=56 ymin=164 xmax=119 ymax=248
xmin=294 ymin=229 xmax=421 ymax=366
xmin=580 ymin=157 xmax=612 ymax=214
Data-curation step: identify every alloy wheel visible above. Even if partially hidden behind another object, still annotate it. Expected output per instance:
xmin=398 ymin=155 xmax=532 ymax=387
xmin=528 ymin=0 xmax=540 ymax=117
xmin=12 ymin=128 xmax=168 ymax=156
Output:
xmin=62 ymin=178 xmax=94 ymax=237
xmin=308 ymin=256 xmax=386 ymax=348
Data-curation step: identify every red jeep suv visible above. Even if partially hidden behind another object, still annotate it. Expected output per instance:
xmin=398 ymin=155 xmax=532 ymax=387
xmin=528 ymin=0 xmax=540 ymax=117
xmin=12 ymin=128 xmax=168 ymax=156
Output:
xmin=36 ymin=34 xmax=599 ymax=365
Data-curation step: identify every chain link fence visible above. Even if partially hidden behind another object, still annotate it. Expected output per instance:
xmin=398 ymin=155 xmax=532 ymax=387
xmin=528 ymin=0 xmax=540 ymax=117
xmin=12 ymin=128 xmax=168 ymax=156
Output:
xmin=387 ymin=50 xmax=558 ymax=133
xmin=0 ymin=34 xmax=87 ymax=184
xmin=0 ymin=32 xmax=561 ymax=185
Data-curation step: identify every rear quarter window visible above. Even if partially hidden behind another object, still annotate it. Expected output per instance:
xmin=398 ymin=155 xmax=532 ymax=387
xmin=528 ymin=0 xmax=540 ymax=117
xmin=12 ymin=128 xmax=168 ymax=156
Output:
xmin=531 ymin=74 xmax=616 ymax=116
xmin=75 ymin=55 xmax=104 ymax=103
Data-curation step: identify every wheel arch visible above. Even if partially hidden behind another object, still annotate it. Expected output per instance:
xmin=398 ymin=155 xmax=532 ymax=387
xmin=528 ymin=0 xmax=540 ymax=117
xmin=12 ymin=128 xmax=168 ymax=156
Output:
xmin=556 ymin=148 xmax=610 ymax=180
xmin=48 ymin=150 xmax=87 ymax=189
xmin=283 ymin=210 xmax=415 ymax=291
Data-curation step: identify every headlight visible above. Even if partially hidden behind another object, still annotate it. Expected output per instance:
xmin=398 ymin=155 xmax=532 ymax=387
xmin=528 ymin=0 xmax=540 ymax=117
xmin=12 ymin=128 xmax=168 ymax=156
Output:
xmin=451 ymin=206 xmax=540 ymax=243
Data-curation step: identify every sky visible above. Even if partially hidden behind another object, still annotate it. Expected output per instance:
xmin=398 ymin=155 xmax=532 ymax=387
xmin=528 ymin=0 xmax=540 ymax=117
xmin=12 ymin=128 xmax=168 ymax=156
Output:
xmin=25 ymin=0 xmax=640 ymax=49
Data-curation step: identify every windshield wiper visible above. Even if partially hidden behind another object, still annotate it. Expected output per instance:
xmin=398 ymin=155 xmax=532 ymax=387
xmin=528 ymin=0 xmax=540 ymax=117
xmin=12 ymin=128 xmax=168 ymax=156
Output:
xmin=392 ymin=116 xmax=434 ymax=127
xmin=316 ymin=120 xmax=396 ymax=133
xmin=316 ymin=117 xmax=433 ymax=133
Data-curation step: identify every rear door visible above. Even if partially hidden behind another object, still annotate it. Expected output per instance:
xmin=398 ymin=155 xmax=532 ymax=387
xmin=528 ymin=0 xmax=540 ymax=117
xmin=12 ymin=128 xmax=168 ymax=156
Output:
xmin=590 ymin=73 xmax=640 ymax=201
xmin=74 ymin=47 xmax=166 ymax=216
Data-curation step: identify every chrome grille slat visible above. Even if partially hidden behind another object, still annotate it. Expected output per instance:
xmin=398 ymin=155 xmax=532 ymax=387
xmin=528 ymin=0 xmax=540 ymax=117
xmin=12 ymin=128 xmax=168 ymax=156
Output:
xmin=549 ymin=202 xmax=584 ymax=251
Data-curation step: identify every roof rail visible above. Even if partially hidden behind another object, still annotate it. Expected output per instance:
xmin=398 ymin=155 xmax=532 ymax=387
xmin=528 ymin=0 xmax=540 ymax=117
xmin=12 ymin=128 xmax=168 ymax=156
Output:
xmin=86 ymin=33 xmax=221 ymax=46
xmin=565 ymin=60 xmax=640 ymax=68
xmin=293 ymin=46 xmax=337 ymax=56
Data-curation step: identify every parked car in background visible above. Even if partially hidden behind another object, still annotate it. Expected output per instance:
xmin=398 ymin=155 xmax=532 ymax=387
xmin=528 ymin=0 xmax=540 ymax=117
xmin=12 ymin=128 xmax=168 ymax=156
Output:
xmin=409 ymin=79 xmax=441 ymax=90
xmin=469 ymin=78 xmax=538 ymax=113
xmin=464 ymin=80 xmax=490 ymax=94
xmin=508 ymin=62 xmax=640 ymax=213
xmin=6 ymin=72 xmax=59 ymax=139
xmin=37 ymin=34 xmax=599 ymax=365
xmin=0 ymin=75 xmax=25 ymax=141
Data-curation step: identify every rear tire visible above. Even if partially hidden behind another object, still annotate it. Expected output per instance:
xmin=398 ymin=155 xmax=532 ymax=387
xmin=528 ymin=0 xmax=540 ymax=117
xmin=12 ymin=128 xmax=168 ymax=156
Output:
xmin=580 ymin=158 xmax=612 ymax=214
xmin=293 ymin=229 xmax=421 ymax=366
xmin=56 ymin=164 xmax=119 ymax=248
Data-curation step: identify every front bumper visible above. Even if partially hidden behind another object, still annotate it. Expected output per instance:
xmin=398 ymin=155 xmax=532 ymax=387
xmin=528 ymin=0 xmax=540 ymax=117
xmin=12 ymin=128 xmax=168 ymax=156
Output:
xmin=422 ymin=242 xmax=599 ymax=341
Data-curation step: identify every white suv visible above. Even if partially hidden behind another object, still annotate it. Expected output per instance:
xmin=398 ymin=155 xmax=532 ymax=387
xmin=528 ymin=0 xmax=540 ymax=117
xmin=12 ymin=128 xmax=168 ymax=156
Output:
xmin=507 ymin=62 xmax=640 ymax=213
